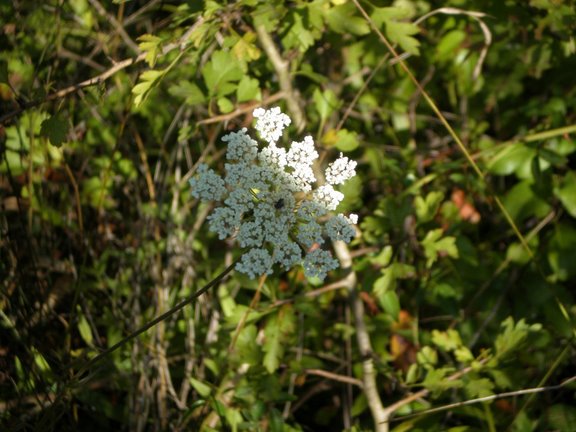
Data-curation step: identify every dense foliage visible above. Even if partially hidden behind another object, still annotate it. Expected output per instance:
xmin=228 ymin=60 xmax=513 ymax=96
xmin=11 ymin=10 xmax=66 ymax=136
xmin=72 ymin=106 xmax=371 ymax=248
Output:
xmin=1 ymin=0 xmax=576 ymax=431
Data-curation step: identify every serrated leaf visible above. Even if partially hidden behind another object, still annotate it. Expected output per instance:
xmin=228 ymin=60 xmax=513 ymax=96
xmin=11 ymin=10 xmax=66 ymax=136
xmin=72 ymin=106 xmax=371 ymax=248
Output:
xmin=455 ymin=346 xmax=474 ymax=363
xmin=132 ymin=69 xmax=164 ymax=107
xmin=169 ymin=81 xmax=205 ymax=105
xmin=421 ymin=229 xmax=459 ymax=268
xmin=417 ymin=346 xmax=438 ymax=367
xmin=236 ymin=75 xmax=261 ymax=103
xmin=465 ymin=378 xmax=494 ymax=398
xmin=414 ymin=191 xmax=444 ymax=223
xmin=422 ymin=368 xmax=462 ymax=393
xmin=232 ymin=31 xmax=261 ymax=61
xmin=138 ymin=34 xmax=162 ymax=67
xmin=431 ymin=329 xmax=462 ymax=352
xmin=202 ymin=50 xmax=243 ymax=97
xmin=282 ymin=12 xmax=315 ymax=52
xmin=40 ymin=115 xmax=69 ymax=147
xmin=494 ymin=317 xmax=541 ymax=360
xmin=324 ymin=3 xmax=370 ymax=35
xmin=385 ymin=21 xmax=420 ymax=55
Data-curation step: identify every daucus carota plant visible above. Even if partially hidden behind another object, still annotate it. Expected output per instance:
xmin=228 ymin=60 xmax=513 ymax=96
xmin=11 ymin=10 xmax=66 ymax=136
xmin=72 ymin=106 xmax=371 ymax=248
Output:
xmin=189 ymin=107 xmax=358 ymax=281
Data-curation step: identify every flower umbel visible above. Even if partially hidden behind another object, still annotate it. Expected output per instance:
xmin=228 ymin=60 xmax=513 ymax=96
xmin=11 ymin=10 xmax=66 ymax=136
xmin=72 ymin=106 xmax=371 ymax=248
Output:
xmin=190 ymin=107 xmax=358 ymax=281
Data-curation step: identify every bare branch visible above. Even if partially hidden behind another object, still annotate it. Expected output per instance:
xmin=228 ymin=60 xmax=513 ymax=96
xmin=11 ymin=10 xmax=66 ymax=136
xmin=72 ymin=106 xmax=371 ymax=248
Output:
xmin=255 ymin=24 xmax=306 ymax=132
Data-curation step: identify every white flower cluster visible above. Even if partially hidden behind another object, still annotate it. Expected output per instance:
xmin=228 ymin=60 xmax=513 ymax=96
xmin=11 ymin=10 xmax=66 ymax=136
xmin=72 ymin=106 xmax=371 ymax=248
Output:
xmin=189 ymin=107 xmax=358 ymax=281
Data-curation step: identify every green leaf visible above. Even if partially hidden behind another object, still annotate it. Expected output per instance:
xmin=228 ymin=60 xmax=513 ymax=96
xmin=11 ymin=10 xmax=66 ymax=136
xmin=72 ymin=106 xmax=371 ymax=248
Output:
xmin=422 ymin=368 xmax=463 ymax=393
xmin=202 ymin=50 xmax=243 ymax=97
xmin=137 ymin=34 xmax=162 ymax=67
xmin=232 ymin=31 xmax=261 ymax=61
xmin=217 ymin=96 xmax=234 ymax=114
xmin=380 ymin=290 xmax=400 ymax=319
xmin=335 ymin=129 xmax=360 ymax=152
xmin=414 ymin=191 xmax=444 ymax=223
xmin=40 ymin=115 xmax=69 ymax=147
xmin=233 ymin=324 xmax=261 ymax=366
xmin=351 ymin=393 xmax=368 ymax=417
xmin=436 ymin=30 xmax=466 ymax=61
xmin=263 ymin=305 xmax=295 ymax=374
xmin=322 ymin=128 xmax=360 ymax=151
xmin=547 ymin=223 xmax=576 ymax=281
xmin=324 ymin=3 xmax=370 ymax=36
xmin=385 ymin=21 xmax=421 ymax=55
xmin=189 ymin=376 xmax=212 ymax=398
xmin=373 ymin=262 xmax=415 ymax=297
xmin=132 ymin=69 xmax=164 ymax=107
xmin=417 ymin=346 xmax=438 ymax=368
xmin=371 ymin=245 xmax=393 ymax=267
xmin=313 ymin=88 xmax=339 ymax=124
xmin=431 ymin=329 xmax=462 ymax=352
xmin=236 ymin=75 xmax=261 ymax=103
xmin=494 ymin=317 xmax=542 ymax=360
xmin=502 ymin=180 xmax=551 ymax=222
xmin=455 ymin=346 xmax=474 ymax=363
xmin=486 ymin=143 xmax=536 ymax=176
xmin=169 ymin=81 xmax=205 ymax=105
xmin=31 ymin=348 xmax=51 ymax=373
xmin=77 ymin=313 xmax=94 ymax=346
xmin=465 ymin=378 xmax=494 ymax=399
xmin=421 ymin=229 xmax=459 ymax=268
xmin=554 ymin=171 xmax=576 ymax=218
xmin=539 ymin=147 xmax=567 ymax=167
xmin=282 ymin=12 xmax=315 ymax=52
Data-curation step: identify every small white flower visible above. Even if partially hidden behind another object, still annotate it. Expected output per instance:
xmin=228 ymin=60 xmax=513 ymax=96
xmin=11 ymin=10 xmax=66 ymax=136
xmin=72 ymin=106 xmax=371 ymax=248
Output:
xmin=325 ymin=153 xmax=357 ymax=185
xmin=325 ymin=213 xmax=357 ymax=243
xmin=286 ymin=136 xmax=318 ymax=168
xmin=313 ymin=184 xmax=344 ymax=211
xmin=303 ymin=249 xmax=339 ymax=280
xmin=235 ymin=248 xmax=274 ymax=279
xmin=258 ymin=144 xmax=287 ymax=168
xmin=189 ymin=164 xmax=227 ymax=201
xmin=253 ymin=106 xmax=291 ymax=144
